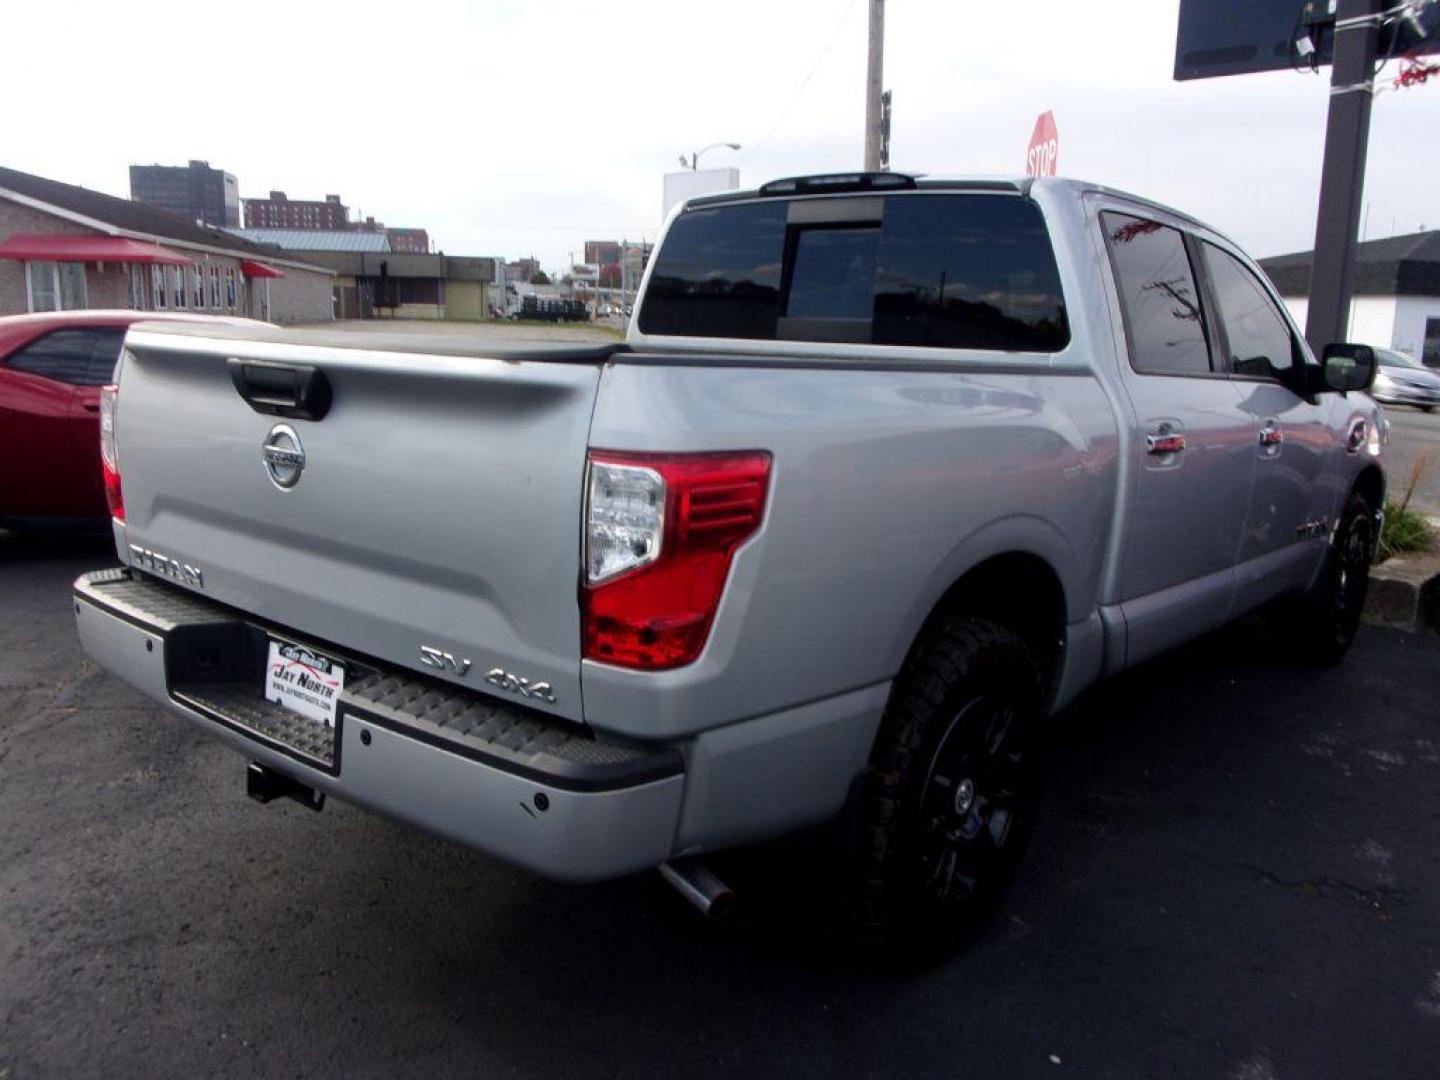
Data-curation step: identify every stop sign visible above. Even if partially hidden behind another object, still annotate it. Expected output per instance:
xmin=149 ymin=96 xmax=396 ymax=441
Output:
xmin=1025 ymin=111 xmax=1058 ymax=177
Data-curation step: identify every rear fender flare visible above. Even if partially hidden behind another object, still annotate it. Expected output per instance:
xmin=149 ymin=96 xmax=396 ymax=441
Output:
xmin=884 ymin=513 xmax=1085 ymax=676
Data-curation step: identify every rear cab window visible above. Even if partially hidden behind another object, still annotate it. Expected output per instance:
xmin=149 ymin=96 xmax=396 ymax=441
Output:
xmin=639 ymin=192 xmax=1069 ymax=352
xmin=1100 ymin=212 xmax=1214 ymax=377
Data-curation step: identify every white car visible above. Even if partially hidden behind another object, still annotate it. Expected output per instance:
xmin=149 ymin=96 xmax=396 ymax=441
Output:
xmin=1370 ymin=347 xmax=1440 ymax=413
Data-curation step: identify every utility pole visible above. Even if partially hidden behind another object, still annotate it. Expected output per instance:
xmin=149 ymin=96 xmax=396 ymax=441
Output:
xmin=863 ymin=0 xmax=885 ymax=171
xmin=1303 ymin=0 xmax=1382 ymax=355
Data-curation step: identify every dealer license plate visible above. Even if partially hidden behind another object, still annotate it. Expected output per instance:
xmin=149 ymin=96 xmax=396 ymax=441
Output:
xmin=265 ymin=639 xmax=346 ymax=728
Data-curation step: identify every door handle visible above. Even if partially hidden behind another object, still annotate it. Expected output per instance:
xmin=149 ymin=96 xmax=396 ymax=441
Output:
xmin=1146 ymin=433 xmax=1186 ymax=455
xmin=80 ymin=401 xmax=100 ymax=413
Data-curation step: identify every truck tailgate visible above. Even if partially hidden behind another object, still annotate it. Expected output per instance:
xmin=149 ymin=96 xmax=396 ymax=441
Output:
xmin=115 ymin=328 xmax=603 ymax=722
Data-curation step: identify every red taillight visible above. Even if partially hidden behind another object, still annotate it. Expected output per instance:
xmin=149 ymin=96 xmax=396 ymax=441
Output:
xmin=99 ymin=384 xmax=124 ymax=523
xmin=583 ymin=451 xmax=771 ymax=670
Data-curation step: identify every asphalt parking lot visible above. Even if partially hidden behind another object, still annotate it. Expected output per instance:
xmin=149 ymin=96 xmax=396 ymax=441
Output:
xmin=2 ymin=532 xmax=1438 ymax=1079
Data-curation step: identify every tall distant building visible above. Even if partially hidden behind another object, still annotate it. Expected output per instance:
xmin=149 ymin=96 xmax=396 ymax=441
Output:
xmin=244 ymin=191 xmax=349 ymax=230
xmin=620 ymin=240 xmax=653 ymax=295
xmin=129 ymin=160 xmax=239 ymax=228
xmin=584 ymin=241 xmax=621 ymax=267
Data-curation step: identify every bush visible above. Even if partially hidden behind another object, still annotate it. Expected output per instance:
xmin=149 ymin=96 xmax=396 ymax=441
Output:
xmin=1379 ymin=452 xmax=1435 ymax=561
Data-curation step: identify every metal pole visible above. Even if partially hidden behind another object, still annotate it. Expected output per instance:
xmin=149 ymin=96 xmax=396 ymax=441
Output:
xmin=1303 ymin=0 xmax=1382 ymax=355
xmin=863 ymin=0 xmax=885 ymax=171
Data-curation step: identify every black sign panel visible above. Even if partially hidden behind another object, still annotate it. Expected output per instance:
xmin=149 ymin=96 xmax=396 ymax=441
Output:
xmin=1175 ymin=0 xmax=1439 ymax=81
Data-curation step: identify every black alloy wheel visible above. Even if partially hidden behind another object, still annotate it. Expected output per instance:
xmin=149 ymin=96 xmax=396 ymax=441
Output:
xmin=851 ymin=616 xmax=1045 ymax=963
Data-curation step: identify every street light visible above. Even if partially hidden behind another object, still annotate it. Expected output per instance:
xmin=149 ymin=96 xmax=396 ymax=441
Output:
xmin=679 ymin=142 xmax=741 ymax=170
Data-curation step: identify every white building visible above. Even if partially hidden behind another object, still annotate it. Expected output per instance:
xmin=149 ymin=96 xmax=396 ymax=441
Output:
xmin=1260 ymin=231 xmax=1440 ymax=366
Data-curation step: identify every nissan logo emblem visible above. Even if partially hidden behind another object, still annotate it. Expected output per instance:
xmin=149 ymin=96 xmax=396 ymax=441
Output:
xmin=262 ymin=423 xmax=305 ymax=489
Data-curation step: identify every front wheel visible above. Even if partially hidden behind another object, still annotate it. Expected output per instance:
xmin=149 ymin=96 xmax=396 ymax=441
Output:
xmin=1288 ymin=490 xmax=1376 ymax=665
xmin=849 ymin=616 xmax=1045 ymax=963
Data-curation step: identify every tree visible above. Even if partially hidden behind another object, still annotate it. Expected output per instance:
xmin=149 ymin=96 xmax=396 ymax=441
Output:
xmin=531 ymin=269 xmax=552 ymax=286
xmin=599 ymin=263 xmax=622 ymax=288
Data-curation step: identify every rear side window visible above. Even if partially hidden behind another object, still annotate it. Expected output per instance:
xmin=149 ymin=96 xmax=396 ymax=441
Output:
xmin=872 ymin=196 xmax=1068 ymax=351
xmin=638 ymin=201 xmax=785 ymax=340
xmin=1101 ymin=213 xmax=1211 ymax=377
xmin=4 ymin=327 xmax=125 ymax=387
xmin=640 ymin=193 xmax=1069 ymax=352
xmin=1201 ymin=243 xmax=1298 ymax=381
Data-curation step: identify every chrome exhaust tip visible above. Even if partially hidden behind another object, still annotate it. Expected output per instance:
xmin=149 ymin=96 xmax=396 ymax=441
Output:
xmin=659 ymin=858 xmax=735 ymax=919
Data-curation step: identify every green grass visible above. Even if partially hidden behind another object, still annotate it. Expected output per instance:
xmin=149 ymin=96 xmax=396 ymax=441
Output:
xmin=1380 ymin=499 xmax=1435 ymax=561
xmin=1379 ymin=452 xmax=1436 ymax=561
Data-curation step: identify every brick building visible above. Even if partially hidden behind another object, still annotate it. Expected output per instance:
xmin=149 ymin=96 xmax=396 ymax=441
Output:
xmin=243 ymin=191 xmax=430 ymax=254
xmin=129 ymin=160 xmax=239 ymax=228
xmin=244 ymin=191 xmax=349 ymax=230
xmin=584 ymin=240 xmax=621 ymax=267
xmin=385 ymin=228 xmax=430 ymax=254
xmin=0 ymin=165 xmax=334 ymax=323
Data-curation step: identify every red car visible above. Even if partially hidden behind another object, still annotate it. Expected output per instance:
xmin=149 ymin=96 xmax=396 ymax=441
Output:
xmin=0 ymin=311 xmax=260 ymax=525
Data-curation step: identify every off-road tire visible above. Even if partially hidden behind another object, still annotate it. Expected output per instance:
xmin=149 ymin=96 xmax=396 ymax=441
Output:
xmin=850 ymin=615 xmax=1045 ymax=964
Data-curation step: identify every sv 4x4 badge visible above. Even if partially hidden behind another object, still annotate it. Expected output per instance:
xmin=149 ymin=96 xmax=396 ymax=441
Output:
xmin=418 ymin=646 xmax=556 ymax=704
xmin=484 ymin=668 xmax=557 ymax=705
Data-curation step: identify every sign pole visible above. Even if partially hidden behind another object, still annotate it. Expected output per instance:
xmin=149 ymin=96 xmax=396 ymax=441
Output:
xmin=1303 ymin=0 xmax=1382 ymax=355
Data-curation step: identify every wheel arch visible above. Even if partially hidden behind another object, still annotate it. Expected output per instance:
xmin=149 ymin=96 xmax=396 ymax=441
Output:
xmin=891 ymin=521 xmax=1080 ymax=706
xmin=1353 ymin=462 xmax=1385 ymax=515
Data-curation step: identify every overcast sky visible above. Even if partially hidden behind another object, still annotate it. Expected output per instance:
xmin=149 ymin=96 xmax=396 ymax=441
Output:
xmin=3 ymin=1 xmax=1437 ymax=272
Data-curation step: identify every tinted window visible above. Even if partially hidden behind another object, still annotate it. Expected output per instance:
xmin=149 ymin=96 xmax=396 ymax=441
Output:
xmin=873 ymin=195 xmax=1068 ymax=351
xmin=639 ymin=201 xmax=785 ymax=339
xmin=786 ymin=227 xmax=879 ymax=320
xmin=86 ymin=327 xmax=125 ymax=385
xmin=640 ymin=193 xmax=1069 ymax=352
xmin=1102 ymin=213 xmax=1211 ymax=376
xmin=1203 ymin=244 xmax=1296 ymax=380
xmin=5 ymin=327 xmax=123 ymax=387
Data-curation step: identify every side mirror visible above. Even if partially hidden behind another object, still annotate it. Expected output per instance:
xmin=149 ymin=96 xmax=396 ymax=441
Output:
xmin=1320 ymin=343 xmax=1376 ymax=393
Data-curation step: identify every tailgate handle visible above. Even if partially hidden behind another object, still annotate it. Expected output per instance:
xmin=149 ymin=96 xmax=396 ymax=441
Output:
xmin=228 ymin=358 xmax=332 ymax=421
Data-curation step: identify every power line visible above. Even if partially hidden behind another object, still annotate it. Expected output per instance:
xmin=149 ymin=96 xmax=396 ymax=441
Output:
xmin=741 ymin=0 xmax=862 ymax=163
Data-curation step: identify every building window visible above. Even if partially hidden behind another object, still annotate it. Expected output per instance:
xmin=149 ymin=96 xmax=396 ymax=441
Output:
xmin=26 ymin=261 xmax=88 ymax=313
xmin=131 ymin=266 xmax=145 ymax=310
xmin=27 ymin=261 xmax=57 ymax=311
xmin=152 ymin=264 xmax=167 ymax=309
xmin=1425 ymin=317 xmax=1440 ymax=367
xmin=173 ymin=265 xmax=186 ymax=309
xmin=192 ymin=266 xmax=204 ymax=308
xmin=59 ymin=263 xmax=86 ymax=310
xmin=226 ymin=267 xmax=237 ymax=309
xmin=210 ymin=266 xmax=221 ymax=309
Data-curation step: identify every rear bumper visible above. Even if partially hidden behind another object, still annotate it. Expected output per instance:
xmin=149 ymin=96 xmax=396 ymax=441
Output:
xmin=73 ymin=569 xmax=685 ymax=883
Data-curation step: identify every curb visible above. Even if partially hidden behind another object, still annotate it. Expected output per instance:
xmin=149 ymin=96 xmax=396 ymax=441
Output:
xmin=1364 ymin=549 xmax=1440 ymax=633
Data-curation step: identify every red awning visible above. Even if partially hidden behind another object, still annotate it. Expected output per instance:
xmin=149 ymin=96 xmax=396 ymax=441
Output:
xmin=240 ymin=259 xmax=285 ymax=279
xmin=0 ymin=233 xmax=191 ymax=265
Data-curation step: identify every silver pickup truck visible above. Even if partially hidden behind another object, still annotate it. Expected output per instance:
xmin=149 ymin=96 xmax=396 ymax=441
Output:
xmin=75 ymin=173 xmax=1386 ymax=959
